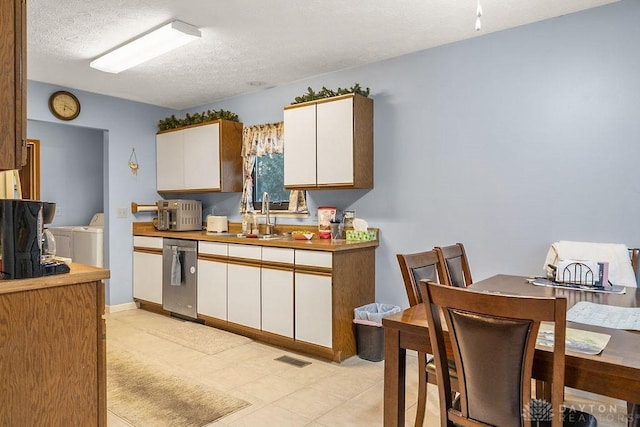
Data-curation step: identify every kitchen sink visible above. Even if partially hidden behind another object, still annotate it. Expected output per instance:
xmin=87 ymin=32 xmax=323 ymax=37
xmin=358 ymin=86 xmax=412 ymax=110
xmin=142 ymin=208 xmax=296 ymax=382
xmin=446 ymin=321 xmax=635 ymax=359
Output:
xmin=257 ymin=234 xmax=283 ymax=240
xmin=207 ymin=233 xmax=285 ymax=240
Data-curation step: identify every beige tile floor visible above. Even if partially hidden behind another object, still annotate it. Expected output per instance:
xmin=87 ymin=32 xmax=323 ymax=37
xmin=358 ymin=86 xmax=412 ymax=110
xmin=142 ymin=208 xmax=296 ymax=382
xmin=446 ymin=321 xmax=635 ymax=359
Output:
xmin=106 ymin=308 xmax=630 ymax=426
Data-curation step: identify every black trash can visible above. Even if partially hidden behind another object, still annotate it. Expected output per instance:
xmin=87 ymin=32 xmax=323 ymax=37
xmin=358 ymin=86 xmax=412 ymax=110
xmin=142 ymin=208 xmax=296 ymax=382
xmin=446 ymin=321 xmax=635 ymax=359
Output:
xmin=353 ymin=303 xmax=401 ymax=362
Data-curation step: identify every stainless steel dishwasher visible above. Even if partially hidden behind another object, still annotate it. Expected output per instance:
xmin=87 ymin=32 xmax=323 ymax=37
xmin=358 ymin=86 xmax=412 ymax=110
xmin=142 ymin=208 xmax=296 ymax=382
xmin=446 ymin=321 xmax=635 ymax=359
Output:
xmin=163 ymin=238 xmax=198 ymax=319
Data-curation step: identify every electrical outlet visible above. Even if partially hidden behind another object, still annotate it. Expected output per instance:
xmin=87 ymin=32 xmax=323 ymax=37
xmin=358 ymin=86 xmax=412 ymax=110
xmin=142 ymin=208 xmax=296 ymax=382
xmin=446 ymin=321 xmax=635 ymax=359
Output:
xmin=117 ymin=207 xmax=128 ymax=218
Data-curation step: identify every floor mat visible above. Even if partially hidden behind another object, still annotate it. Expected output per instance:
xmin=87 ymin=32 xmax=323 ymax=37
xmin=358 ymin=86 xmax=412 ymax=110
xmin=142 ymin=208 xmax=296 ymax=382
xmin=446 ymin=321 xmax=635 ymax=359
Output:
xmin=107 ymin=349 xmax=250 ymax=427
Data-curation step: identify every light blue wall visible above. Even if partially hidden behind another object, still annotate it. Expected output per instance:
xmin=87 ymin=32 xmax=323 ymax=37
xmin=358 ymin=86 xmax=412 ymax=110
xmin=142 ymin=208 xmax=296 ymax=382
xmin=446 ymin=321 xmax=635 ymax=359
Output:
xmin=185 ymin=0 xmax=640 ymax=308
xmin=26 ymin=81 xmax=174 ymax=306
xmin=28 ymin=120 xmax=104 ymax=226
xmin=26 ymin=0 xmax=640 ymax=309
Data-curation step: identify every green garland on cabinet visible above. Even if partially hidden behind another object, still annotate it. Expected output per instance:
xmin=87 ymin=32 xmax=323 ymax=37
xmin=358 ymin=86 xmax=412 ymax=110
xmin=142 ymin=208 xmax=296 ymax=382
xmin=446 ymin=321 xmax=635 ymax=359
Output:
xmin=291 ymin=83 xmax=370 ymax=105
xmin=158 ymin=109 xmax=239 ymax=131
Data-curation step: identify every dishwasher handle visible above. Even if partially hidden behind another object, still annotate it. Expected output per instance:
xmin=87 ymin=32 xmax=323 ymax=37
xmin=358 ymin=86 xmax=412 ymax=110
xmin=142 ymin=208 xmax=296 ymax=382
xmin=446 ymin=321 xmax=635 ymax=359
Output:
xmin=170 ymin=245 xmax=197 ymax=253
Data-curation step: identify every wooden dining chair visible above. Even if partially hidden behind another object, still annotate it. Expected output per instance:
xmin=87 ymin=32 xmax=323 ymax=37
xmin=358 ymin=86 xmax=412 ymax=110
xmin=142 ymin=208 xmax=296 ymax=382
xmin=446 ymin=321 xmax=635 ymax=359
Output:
xmin=434 ymin=243 xmax=473 ymax=287
xmin=397 ymin=250 xmax=441 ymax=307
xmin=397 ymin=251 xmax=460 ymax=426
xmin=396 ymin=250 xmax=442 ymax=426
xmin=420 ymin=281 xmax=598 ymax=427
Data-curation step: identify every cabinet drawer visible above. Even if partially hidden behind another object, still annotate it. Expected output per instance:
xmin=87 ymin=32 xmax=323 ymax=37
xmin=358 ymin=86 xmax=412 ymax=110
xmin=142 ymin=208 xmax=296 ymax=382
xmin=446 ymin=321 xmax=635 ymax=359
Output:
xmin=262 ymin=247 xmax=294 ymax=264
xmin=133 ymin=236 xmax=163 ymax=249
xmin=295 ymin=250 xmax=332 ymax=268
xmin=229 ymin=243 xmax=262 ymax=260
xmin=199 ymin=241 xmax=228 ymax=256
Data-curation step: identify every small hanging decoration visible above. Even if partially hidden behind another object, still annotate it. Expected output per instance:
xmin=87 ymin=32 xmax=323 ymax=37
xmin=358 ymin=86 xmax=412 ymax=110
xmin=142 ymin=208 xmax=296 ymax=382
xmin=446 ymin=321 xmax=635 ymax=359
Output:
xmin=475 ymin=0 xmax=483 ymax=31
xmin=128 ymin=148 xmax=139 ymax=176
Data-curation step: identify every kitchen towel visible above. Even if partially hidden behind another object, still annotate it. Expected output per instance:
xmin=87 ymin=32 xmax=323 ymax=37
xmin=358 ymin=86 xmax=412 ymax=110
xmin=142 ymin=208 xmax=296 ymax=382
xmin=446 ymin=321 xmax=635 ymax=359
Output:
xmin=171 ymin=246 xmax=182 ymax=286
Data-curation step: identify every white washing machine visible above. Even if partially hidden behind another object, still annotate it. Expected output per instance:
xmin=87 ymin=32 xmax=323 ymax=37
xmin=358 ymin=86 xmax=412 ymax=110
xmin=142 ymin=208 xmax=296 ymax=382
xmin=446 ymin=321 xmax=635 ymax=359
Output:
xmin=48 ymin=213 xmax=104 ymax=268
xmin=47 ymin=226 xmax=75 ymax=259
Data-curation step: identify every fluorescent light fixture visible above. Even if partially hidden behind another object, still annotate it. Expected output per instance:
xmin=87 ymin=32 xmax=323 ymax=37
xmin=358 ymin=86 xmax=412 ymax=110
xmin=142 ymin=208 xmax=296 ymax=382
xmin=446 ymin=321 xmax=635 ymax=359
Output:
xmin=90 ymin=20 xmax=201 ymax=73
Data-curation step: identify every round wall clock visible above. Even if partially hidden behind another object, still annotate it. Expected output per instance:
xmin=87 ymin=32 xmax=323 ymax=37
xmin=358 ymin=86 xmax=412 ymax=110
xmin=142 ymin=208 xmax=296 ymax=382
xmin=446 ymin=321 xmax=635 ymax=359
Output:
xmin=48 ymin=90 xmax=81 ymax=121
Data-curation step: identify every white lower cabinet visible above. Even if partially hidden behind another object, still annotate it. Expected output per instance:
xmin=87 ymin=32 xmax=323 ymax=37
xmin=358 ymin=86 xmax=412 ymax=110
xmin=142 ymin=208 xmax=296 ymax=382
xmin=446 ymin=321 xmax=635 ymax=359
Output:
xmin=294 ymin=249 xmax=333 ymax=348
xmin=227 ymin=263 xmax=261 ymax=329
xmin=133 ymin=252 xmax=163 ymax=304
xmin=261 ymin=247 xmax=295 ymax=338
xmin=295 ymin=272 xmax=332 ymax=347
xmin=133 ymin=236 xmax=163 ymax=305
xmin=227 ymin=244 xmax=262 ymax=329
xmin=261 ymin=268 xmax=294 ymax=337
xmin=197 ymin=242 xmax=228 ymax=320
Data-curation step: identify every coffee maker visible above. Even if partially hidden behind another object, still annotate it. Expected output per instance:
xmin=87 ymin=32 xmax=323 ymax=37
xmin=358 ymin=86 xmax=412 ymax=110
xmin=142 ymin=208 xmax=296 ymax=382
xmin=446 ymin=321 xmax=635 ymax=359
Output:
xmin=0 ymin=199 xmax=68 ymax=280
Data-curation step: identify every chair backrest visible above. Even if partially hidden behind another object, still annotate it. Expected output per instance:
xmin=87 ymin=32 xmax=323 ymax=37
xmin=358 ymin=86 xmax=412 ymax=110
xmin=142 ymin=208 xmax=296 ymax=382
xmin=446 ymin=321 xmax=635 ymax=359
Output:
xmin=396 ymin=250 xmax=440 ymax=306
xmin=434 ymin=243 xmax=473 ymax=287
xmin=420 ymin=281 xmax=567 ymax=427
xmin=630 ymin=248 xmax=639 ymax=279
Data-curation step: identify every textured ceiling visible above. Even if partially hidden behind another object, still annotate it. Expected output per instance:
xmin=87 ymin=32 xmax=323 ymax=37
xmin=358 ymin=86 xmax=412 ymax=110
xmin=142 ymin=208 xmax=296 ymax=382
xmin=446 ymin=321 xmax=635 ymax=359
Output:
xmin=27 ymin=0 xmax=618 ymax=110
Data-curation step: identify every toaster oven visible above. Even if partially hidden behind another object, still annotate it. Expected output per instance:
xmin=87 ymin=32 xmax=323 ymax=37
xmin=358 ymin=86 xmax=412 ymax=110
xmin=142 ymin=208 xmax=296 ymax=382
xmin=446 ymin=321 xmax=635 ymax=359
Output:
xmin=156 ymin=199 xmax=202 ymax=231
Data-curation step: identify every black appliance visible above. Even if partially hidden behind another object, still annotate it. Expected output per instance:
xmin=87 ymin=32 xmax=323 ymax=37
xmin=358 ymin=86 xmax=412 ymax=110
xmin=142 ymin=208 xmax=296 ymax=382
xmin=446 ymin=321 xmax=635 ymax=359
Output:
xmin=0 ymin=199 xmax=68 ymax=280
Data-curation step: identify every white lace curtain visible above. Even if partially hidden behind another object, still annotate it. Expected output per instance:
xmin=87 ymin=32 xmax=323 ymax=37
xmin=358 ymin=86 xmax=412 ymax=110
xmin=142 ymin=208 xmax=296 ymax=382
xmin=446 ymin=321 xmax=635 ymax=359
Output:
xmin=240 ymin=122 xmax=307 ymax=213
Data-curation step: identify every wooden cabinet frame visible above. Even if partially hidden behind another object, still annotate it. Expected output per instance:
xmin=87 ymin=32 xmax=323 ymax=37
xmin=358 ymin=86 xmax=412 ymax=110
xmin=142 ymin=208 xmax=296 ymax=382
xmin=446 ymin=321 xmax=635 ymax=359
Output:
xmin=283 ymin=94 xmax=373 ymax=190
xmin=0 ymin=0 xmax=26 ymax=171
xmin=136 ymin=243 xmax=376 ymax=362
xmin=156 ymin=120 xmax=243 ymax=193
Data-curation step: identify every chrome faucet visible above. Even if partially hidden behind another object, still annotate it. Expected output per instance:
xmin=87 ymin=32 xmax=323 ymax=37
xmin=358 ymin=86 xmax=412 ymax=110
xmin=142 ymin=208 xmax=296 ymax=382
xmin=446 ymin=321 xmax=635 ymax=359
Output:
xmin=261 ymin=191 xmax=274 ymax=235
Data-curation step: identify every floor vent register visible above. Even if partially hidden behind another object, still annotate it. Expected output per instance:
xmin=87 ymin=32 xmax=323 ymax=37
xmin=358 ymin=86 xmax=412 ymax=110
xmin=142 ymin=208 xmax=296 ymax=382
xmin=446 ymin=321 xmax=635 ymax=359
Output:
xmin=275 ymin=355 xmax=311 ymax=368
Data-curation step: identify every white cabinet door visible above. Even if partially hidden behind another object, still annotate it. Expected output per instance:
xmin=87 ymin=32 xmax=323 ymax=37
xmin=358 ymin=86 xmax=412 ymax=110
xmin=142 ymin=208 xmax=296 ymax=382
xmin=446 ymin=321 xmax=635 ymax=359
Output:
xmin=317 ymin=97 xmax=354 ymax=185
xmin=133 ymin=251 xmax=163 ymax=304
xmin=197 ymin=259 xmax=227 ymax=320
xmin=227 ymin=263 xmax=261 ymax=329
xmin=261 ymin=268 xmax=294 ymax=337
xmin=284 ymin=103 xmax=317 ymax=187
xmin=184 ymin=123 xmax=221 ymax=190
xmin=156 ymin=130 xmax=184 ymax=191
xmin=295 ymin=272 xmax=332 ymax=347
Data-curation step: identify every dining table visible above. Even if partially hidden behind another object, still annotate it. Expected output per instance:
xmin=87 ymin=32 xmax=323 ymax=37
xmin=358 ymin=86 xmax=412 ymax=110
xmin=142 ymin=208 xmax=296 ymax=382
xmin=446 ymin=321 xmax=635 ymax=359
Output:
xmin=382 ymin=274 xmax=640 ymax=426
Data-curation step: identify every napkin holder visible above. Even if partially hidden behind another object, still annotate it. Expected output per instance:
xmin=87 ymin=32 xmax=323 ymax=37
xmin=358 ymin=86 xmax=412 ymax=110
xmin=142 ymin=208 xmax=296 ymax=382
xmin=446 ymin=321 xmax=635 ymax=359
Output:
xmin=555 ymin=260 xmax=609 ymax=286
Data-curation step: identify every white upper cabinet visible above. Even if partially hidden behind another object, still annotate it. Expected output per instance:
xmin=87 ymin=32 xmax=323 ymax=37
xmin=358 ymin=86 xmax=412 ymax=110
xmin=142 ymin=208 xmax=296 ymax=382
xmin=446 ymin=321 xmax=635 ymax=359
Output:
xmin=283 ymin=103 xmax=317 ymax=187
xmin=156 ymin=130 xmax=184 ymax=191
xmin=183 ymin=124 xmax=220 ymax=190
xmin=283 ymin=94 xmax=373 ymax=190
xmin=156 ymin=120 xmax=243 ymax=193
xmin=316 ymin=97 xmax=354 ymax=185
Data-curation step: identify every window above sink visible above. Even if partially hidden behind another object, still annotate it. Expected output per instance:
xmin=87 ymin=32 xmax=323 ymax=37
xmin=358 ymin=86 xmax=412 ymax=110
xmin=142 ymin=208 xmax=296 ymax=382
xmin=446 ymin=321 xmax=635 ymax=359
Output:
xmin=241 ymin=122 xmax=308 ymax=215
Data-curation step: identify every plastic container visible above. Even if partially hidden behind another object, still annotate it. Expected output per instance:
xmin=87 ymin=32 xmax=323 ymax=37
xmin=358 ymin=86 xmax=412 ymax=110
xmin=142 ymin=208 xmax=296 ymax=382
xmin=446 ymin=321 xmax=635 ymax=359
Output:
xmin=241 ymin=213 xmax=251 ymax=234
xmin=251 ymin=213 xmax=259 ymax=235
xmin=317 ymin=206 xmax=336 ymax=239
xmin=353 ymin=303 xmax=401 ymax=362
xmin=346 ymin=229 xmax=377 ymax=241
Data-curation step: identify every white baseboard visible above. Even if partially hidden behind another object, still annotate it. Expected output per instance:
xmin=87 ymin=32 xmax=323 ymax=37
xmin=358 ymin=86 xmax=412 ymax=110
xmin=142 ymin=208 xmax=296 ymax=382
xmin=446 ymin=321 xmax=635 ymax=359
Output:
xmin=106 ymin=301 xmax=139 ymax=314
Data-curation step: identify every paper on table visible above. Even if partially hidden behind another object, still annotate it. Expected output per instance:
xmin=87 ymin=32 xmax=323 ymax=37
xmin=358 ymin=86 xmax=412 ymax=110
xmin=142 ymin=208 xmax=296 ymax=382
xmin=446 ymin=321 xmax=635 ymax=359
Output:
xmin=536 ymin=323 xmax=611 ymax=355
xmin=567 ymin=301 xmax=640 ymax=331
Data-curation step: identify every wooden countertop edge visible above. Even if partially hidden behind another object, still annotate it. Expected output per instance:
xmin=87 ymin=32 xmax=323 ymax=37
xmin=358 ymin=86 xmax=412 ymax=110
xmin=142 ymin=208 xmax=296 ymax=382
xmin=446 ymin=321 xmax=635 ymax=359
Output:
xmin=0 ymin=264 xmax=110 ymax=294
xmin=132 ymin=222 xmax=379 ymax=252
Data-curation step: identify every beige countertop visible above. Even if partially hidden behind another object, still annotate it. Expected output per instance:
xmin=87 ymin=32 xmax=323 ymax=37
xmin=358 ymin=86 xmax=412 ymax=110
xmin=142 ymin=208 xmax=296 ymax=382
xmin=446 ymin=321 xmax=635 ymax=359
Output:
xmin=132 ymin=222 xmax=379 ymax=252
